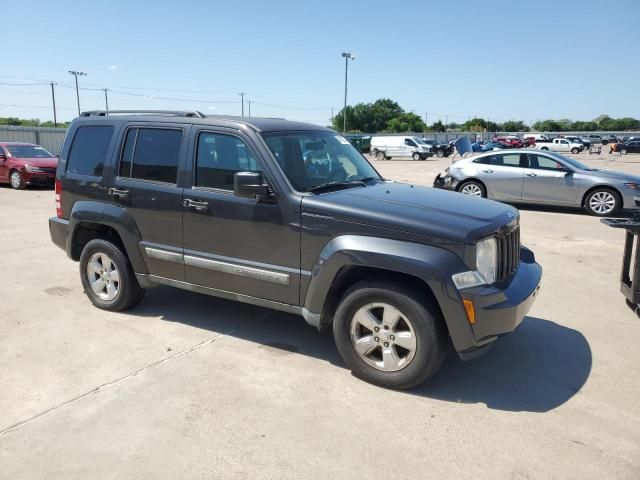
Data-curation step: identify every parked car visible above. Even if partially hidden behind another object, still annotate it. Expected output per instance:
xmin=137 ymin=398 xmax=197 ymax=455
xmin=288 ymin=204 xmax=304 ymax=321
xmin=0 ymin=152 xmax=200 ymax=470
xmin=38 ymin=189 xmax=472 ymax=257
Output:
xmin=483 ymin=141 xmax=506 ymax=150
xmin=344 ymin=134 xmax=371 ymax=154
xmin=434 ymin=149 xmax=640 ymax=216
xmin=370 ymin=135 xmax=432 ymax=160
xmin=584 ymin=134 xmax=603 ymax=145
xmin=523 ymin=133 xmax=552 ymax=143
xmin=0 ymin=142 xmax=58 ymax=189
xmin=602 ymin=135 xmax=618 ymax=145
xmin=534 ymin=137 xmax=583 ymax=154
xmin=421 ymin=139 xmax=454 ymax=157
xmin=50 ymin=110 xmax=542 ymax=390
xmin=563 ymin=136 xmax=591 ymax=149
xmin=615 ymin=140 xmax=640 ymax=155
xmin=495 ymin=136 xmax=523 ymax=148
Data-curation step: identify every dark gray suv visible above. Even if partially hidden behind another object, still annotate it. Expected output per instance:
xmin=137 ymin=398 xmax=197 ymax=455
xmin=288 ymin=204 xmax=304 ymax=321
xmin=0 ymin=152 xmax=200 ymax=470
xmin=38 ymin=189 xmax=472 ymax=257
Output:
xmin=49 ymin=110 xmax=542 ymax=389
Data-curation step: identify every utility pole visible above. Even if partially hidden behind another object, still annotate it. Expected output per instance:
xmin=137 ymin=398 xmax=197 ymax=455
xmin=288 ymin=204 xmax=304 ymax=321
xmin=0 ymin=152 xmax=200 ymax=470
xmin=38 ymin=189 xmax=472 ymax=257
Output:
xmin=238 ymin=92 xmax=246 ymax=117
xmin=49 ymin=82 xmax=57 ymax=127
xmin=248 ymin=100 xmax=251 ymax=117
xmin=341 ymin=52 xmax=355 ymax=132
xmin=103 ymin=88 xmax=109 ymax=115
xmin=425 ymin=112 xmax=428 ymax=126
xmin=68 ymin=70 xmax=87 ymax=116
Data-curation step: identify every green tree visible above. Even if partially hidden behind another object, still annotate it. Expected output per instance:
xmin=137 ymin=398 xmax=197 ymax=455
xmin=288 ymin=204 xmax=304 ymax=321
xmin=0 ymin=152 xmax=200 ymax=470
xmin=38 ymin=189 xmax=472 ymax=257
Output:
xmin=385 ymin=112 xmax=426 ymax=133
xmin=430 ymin=120 xmax=446 ymax=132
xmin=532 ymin=119 xmax=562 ymax=131
xmin=502 ymin=120 xmax=529 ymax=132
xmin=332 ymin=98 xmax=404 ymax=132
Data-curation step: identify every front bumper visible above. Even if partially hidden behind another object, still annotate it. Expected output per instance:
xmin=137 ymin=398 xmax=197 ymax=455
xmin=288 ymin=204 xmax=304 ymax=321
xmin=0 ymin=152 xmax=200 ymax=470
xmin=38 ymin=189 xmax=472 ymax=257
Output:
xmin=23 ymin=170 xmax=55 ymax=185
xmin=457 ymin=247 xmax=542 ymax=358
xmin=433 ymin=173 xmax=459 ymax=191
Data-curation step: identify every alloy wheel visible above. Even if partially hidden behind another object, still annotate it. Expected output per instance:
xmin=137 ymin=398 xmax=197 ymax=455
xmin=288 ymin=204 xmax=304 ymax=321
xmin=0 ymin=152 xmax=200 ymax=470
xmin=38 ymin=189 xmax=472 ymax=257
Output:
xmin=86 ymin=252 xmax=120 ymax=301
xmin=350 ymin=302 xmax=417 ymax=372
xmin=460 ymin=183 xmax=482 ymax=196
xmin=10 ymin=172 xmax=22 ymax=189
xmin=589 ymin=191 xmax=616 ymax=215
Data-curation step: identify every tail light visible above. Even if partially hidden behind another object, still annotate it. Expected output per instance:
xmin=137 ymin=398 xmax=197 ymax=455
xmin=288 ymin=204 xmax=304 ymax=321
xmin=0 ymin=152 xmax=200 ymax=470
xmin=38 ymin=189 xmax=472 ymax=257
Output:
xmin=55 ymin=179 xmax=63 ymax=218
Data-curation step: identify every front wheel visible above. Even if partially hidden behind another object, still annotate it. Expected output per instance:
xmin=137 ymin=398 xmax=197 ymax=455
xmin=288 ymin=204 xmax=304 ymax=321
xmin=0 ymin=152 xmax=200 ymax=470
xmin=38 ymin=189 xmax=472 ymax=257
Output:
xmin=620 ymin=148 xmax=628 ymax=155
xmin=79 ymin=238 xmax=145 ymax=311
xmin=375 ymin=151 xmax=385 ymax=161
xmin=412 ymin=152 xmax=420 ymax=161
xmin=571 ymin=147 xmax=580 ymax=154
xmin=585 ymin=189 xmax=621 ymax=217
xmin=436 ymin=149 xmax=444 ymax=158
xmin=333 ymin=280 xmax=448 ymax=389
xmin=9 ymin=170 xmax=25 ymax=190
xmin=458 ymin=180 xmax=487 ymax=198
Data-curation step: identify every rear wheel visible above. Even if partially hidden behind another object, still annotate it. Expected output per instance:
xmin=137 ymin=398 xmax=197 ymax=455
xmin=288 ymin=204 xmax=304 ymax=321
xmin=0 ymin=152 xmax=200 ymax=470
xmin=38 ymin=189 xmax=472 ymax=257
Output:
xmin=9 ymin=170 xmax=25 ymax=190
xmin=602 ymin=139 xmax=609 ymax=145
xmin=458 ymin=180 xmax=486 ymax=198
xmin=436 ymin=149 xmax=444 ymax=158
xmin=540 ymin=147 xmax=549 ymax=151
xmin=585 ymin=188 xmax=621 ymax=216
xmin=375 ymin=151 xmax=385 ymax=161
xmin=412 ymin=152 xmax=420 ymax=161
xmin=79 ymin=238 xmax=145 ymax=311
xmin=333 ymin=280 xmax=448 ymax=389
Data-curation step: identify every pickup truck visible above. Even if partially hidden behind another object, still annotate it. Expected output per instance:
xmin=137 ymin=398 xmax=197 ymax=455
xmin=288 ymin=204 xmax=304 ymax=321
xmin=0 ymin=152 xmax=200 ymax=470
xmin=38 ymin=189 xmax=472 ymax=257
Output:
xmin=534 ymin=138 xmax=583 ymax=154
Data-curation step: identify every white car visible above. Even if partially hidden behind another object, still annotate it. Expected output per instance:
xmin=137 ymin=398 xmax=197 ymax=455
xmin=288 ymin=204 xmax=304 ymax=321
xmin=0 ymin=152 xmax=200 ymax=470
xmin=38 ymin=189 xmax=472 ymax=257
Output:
xmin=370 ymin=136 xmax=432 ymax=161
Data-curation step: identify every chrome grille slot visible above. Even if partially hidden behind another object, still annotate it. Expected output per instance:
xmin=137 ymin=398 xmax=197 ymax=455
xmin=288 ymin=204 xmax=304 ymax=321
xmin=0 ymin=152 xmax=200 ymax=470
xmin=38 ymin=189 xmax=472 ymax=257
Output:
xmin=497 ymin=225 xmax=520 ymax=282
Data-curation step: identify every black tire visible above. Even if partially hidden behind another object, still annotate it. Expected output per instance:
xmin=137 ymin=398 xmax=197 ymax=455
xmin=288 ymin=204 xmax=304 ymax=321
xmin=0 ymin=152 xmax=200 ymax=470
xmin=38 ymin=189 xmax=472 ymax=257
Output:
xmin=79 ymin=238 xmax=145 ymax=311
xmin=540 ymin=147 xmax=549 ymax=151
xmin=375 ymin=151 xmax=385 ymax=161
xmin=436 ymin=149 xmax=444 ymax=158
xmin=457 ymin=179 xmax=487 ymax=198
xmin=333 ymin=280 xmax=448 ymax=389
xmin=620 ymin=148 xmax=628 ymax=155
xmin=571 ymin=147 xmax=580 ymax=154
xmin=412 ymin=152 xmax=420 ymax=161
xmin=584 ymin=188 xmax=621 ymax=217
xmin=9 ymin=170 xmax=26 ymax=190
xmin=602 ymin=139 xmax=609 ymax=145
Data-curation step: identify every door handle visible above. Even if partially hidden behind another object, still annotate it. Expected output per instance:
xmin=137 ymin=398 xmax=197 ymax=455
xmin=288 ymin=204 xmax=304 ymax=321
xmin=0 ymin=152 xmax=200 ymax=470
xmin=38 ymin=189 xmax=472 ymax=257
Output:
xmin=483 ymin=169 xmax=494 ymax=173
xmin=183 ymin=199 xmax=209 ymax=211
xmin=525 ymin=172 xmax=537 ymax=177
xmin=108 ymin=187 xmax=129 ymax=198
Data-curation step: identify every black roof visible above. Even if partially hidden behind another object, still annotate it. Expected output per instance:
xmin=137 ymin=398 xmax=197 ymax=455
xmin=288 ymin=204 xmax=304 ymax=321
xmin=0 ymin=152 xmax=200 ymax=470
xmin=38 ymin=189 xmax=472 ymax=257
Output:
xmin=77 ymin=110 xmax=333 ymax=133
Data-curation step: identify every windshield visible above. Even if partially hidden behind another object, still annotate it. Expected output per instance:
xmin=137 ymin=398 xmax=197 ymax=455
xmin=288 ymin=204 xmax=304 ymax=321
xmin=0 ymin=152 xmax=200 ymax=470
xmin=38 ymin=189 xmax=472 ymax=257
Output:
xmin=5 ymin=145 xmax=54 ymax=158
xmin=550 ymin=153 xmax=592 ymax=170
xmin=261 ymin=131 xmax=381 ymax=192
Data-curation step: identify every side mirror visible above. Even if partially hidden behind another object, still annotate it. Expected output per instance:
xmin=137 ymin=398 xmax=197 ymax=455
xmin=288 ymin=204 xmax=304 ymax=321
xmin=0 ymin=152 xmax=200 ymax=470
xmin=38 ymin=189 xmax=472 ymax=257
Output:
xmin=234 ymin=171 xmax=270 ymax=200
xmin=0 ymin=154 xmax=6 ymax=161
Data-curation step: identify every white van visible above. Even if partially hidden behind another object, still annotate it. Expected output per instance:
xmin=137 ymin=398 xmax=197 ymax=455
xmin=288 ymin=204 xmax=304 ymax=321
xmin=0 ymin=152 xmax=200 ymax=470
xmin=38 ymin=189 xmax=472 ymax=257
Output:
xmin=370 ymin=136 xmax=432 ymax=161
xmin=523 ymin=133 xmax=552 ymax=142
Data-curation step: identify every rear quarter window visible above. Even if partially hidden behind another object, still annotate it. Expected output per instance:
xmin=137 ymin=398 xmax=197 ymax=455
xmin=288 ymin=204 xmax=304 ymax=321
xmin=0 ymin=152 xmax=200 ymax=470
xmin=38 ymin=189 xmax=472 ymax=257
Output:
xmin=66 ymin=126 xmax=114 ymax=177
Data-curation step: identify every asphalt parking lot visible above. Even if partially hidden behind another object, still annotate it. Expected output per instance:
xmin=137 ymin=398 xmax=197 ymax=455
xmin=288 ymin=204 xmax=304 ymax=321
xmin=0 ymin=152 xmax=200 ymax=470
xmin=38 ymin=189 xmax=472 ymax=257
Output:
xmin=1 ymin=151 xmax=639 ymax=479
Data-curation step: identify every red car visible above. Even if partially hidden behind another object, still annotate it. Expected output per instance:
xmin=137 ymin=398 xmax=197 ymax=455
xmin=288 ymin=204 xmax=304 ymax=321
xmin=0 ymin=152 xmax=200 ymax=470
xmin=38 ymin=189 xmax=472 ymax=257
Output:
xmin=494 ymin=136 xmax=524 ymax=148
xmin=0 ymin=142 xmax=58 ymax=189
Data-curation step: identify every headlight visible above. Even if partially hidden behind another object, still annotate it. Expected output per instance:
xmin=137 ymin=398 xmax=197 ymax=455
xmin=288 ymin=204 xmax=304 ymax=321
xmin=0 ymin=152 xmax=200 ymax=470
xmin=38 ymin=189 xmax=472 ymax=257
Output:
xmin=24 ymin=165 xmax=42 ymax=173
xmin=452 ymin=237 xmax=498 ymax=289
xmin=624 ymin=182 xmax=640 ymax=190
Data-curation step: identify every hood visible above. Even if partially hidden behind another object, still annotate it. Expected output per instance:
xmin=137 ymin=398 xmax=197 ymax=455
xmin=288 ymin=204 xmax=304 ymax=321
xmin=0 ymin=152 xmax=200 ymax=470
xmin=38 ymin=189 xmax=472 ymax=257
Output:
xmin=583 ymin=169 xmax=640 ymax=182
xmin=15 ymin=157 xmax=58 ymax=168
xmin=301 ymin=182 xmax=518 ymax=244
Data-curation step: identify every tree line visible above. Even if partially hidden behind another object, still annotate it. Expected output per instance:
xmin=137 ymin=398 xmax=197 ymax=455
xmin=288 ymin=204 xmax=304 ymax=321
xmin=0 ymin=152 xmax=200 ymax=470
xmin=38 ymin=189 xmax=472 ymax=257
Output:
xmin=332 ymin=100 xmax=640 ymax=133
xmin=0 ymin=117 xmax=70 ymax=128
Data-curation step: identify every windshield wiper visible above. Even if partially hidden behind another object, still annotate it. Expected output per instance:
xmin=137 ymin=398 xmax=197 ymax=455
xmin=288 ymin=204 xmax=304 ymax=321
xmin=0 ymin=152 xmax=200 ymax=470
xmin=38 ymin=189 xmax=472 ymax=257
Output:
xmin=307 ymin=177 xmax=379 ymax=194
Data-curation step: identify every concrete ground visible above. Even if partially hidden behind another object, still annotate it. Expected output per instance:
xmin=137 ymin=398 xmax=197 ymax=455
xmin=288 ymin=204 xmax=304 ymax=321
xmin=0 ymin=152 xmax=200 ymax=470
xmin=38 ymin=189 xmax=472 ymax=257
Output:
xmin=1 ymin=151 xmax=639 ymax=479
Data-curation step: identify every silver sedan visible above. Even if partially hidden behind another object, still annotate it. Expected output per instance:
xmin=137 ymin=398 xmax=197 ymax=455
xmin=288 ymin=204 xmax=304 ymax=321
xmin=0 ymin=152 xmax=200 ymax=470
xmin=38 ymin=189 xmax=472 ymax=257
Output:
xmin=434 ymin=149 xmax=640 ymax=216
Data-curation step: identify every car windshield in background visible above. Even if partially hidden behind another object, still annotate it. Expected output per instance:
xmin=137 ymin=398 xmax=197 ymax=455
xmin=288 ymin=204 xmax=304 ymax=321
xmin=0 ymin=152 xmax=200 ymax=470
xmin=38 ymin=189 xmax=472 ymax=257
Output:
xmin=550 ymin=153 xmax=593 ymax=171
xmin=5 ymin=145 xmax=55 ymax=158
xmin=261 ymin=131 xmax=381 ymax=192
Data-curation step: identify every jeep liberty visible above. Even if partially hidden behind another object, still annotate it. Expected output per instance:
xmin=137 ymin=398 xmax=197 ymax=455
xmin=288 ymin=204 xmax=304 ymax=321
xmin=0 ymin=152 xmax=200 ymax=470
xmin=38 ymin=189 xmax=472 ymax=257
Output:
xmin=49 ymin=110 xmax=542 ymax=389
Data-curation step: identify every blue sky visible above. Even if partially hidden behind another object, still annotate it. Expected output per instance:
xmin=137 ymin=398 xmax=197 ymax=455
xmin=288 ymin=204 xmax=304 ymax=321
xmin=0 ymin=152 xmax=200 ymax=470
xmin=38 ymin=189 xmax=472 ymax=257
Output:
xmin=3 ymin=0 xmax=639 ymax=125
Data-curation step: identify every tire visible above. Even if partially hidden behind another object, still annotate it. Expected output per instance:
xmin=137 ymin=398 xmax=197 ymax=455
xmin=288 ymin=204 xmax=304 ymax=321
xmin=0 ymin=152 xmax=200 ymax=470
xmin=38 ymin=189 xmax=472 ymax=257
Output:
xmin=571 ymin=147 xmax=580 ymax=154
xmin=9 ymin=170 xmax=25 ymax=190
xmin=584 ymin=188 xmax=621 ymax=217
xmin=333 ymin=280 xmax=448 ymax=389
xmin=620 ymin=149 xmax=628 ymax=155
xmin=412 ymin=152 xmax=420 ymax=161
xmin=375 ymin=151 xmax=385 ymax=161
xmin=602 ymin=139 xmax=609 ymax=145
xmin=458 ymin=180 xmax=487 ymax=198
xmin=540 ymin=147 xmax=549 ymax=151
xmin=79 ymin=238 xmax=145 ymax=311
xmin=436 ymin=149 xmax=444 ymax=158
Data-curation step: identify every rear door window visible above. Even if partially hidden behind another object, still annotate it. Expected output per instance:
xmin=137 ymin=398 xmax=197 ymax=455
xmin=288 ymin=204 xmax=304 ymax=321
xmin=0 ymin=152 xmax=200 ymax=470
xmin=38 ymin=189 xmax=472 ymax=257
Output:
xmin=119 ymin=128 xmax=183 ymax=184
xmin=66 ymin=126 xmax=114 ymax=177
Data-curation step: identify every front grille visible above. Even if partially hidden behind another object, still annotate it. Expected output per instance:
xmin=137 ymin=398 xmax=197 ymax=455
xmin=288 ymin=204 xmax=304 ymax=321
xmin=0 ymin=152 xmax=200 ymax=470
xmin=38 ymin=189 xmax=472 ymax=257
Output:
xmin=497 ymin=225 xmax=520 ymax=282
xmin=39 ymin=167 xmax=57 ymax=174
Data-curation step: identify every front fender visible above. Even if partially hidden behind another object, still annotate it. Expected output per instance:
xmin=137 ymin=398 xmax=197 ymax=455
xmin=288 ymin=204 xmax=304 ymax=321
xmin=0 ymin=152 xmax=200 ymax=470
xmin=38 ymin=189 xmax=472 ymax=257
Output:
xmin=303 ymin=235 xmax=477 ymax=352
xmin=68 ymin=201 xmax=147 ymax=274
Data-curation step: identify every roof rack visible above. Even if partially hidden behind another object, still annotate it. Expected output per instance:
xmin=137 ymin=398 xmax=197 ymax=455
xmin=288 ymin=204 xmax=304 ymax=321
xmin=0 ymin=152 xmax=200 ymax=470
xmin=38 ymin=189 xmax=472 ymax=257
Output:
xmin=80 ymin=110 xmax=206 ymax=118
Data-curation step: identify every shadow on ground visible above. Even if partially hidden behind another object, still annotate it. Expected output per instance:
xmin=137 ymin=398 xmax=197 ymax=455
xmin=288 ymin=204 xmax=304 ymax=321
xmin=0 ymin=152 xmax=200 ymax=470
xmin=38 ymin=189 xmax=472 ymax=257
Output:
xmin=133 ymin=287 xmax=591 ymax=413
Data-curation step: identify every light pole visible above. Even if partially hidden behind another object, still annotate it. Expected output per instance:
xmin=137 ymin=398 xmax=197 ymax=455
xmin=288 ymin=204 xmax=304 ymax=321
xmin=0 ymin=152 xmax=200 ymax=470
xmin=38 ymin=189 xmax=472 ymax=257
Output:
xmin=49 ymin=82 xmax=57 ymax=127
xmin=238 ymin=92 xmax=246 ymax=117
xmin=341 ymin=52 xmax=354 ymax=133
xmin=68 ymin=70 xmax=87 ymax=116
xmin=103 ymin=88 xmax=109 ymax=115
